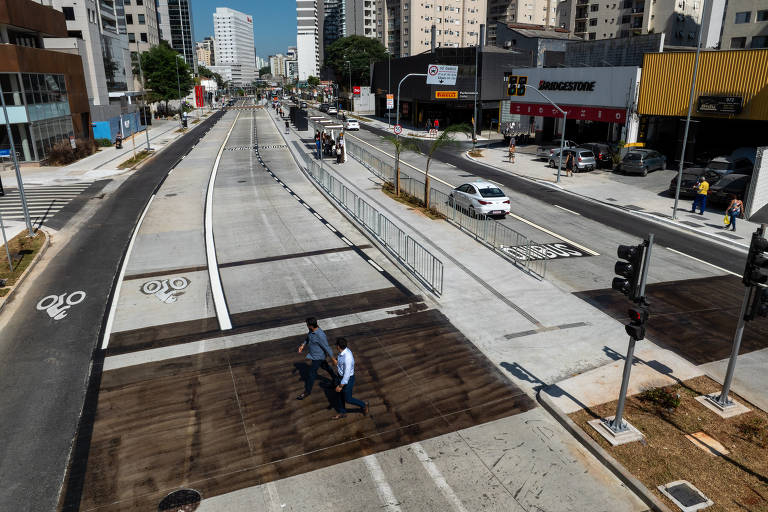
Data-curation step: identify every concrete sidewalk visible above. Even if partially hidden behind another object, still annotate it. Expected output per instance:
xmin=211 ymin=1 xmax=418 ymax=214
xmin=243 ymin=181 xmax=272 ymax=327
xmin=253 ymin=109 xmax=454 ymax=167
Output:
xmin=353 ymin=112 xmax=506 ymax=142
xmin=467 ymin=143 xmax=760 ymax=249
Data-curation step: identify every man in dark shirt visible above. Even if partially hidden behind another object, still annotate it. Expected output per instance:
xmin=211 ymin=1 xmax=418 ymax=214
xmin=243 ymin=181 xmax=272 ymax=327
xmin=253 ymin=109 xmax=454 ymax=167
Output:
xmin=296 ymin=317 xmax=335 ymax=400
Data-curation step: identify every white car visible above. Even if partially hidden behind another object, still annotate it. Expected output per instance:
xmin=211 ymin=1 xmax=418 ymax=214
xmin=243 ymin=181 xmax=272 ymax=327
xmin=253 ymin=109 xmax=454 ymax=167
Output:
xmin=448 ymin=181 xmax=511 ymax=218
xmin=327 ymin=106 xmax=338 ymax=115
xmin=345 ymin=119 xmax=360 ymax=130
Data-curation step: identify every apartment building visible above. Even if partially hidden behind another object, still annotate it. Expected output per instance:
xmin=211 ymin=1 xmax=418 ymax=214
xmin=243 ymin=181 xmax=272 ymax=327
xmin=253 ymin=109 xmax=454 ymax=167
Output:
xmin=196 ymin=36 xmax=214 ymax=66
xmin=156 ymin=0 xmax=195 ymax=68
xmin=123 ymin=0 xmax=159 ymax=52
xmin=378 ymin=0 xmax=486 ymax=58
xmin=562 ymin=0 xmax=723 ymax=47
xmin=719 ymin=1 xmax=768 ymax=49
xmin=486 ymin=0 xmax=558 ymax=46
xmin=297 ymin=0 xmax=324 ymax=80
xmin=212 ymin=7 xmax=255 ymax=85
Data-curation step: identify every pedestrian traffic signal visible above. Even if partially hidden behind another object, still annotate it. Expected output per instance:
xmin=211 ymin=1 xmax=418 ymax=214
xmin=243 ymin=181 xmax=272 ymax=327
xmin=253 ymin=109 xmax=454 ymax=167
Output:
xmin=743 ymin=232 xmax=768 ymax=287
xmin=625 ymin=306 xmax=649 ymax=340
xmin=746 ymin=288 xmax=768 ymax=321
xmin=612 ymin=244 xmax=645 ymax=302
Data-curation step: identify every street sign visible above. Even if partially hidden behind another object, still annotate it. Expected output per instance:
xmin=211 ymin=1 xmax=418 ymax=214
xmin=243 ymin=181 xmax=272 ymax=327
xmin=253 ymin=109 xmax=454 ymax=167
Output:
xmin=0 ymin=149 xmax=10 ymax=157
xmin=353 ymin=86 xmax=361 ymax=96
xmin=393 ymin=124 xmax=402 ymax=135
xmin=426 ymin=64 xmax=458 ymax=85
xmin=386 ymin=94 xmax=394 ymax=109
xmin=69 ymin=136 xmax=76 ymax=149
xmin=435 ymin=91 xmax=458 ymax=99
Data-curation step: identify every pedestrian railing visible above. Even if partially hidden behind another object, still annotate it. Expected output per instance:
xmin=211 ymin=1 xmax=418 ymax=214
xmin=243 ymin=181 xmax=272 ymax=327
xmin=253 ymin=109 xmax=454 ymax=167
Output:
xmin=341 ymin=135 xmax=548 ymax=279
xmin=301 ymin=151 xmax=444 ymax=295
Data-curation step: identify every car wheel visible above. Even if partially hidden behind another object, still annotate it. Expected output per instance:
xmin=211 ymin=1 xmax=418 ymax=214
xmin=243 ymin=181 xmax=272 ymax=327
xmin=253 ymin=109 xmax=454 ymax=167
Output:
xmin=642 ymin=167 xmax=648 ymax=177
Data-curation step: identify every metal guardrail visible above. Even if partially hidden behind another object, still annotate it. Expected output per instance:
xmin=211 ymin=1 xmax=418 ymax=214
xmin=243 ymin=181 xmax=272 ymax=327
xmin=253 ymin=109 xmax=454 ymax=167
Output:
xmin=336 ymin=131 xmax=548 ymax=279
xmin=302 ymin=151 xmax=444 ymax=295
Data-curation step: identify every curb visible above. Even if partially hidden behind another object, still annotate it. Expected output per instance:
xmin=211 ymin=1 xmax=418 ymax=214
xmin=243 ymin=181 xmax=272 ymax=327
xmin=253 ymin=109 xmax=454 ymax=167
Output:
xmin=464 ymin=150 xmax=750 ymax=254
xmin=536 ymin=387 xmax=672 ymax=512
xmin=0 ymin=229 xmax=51 ymax=315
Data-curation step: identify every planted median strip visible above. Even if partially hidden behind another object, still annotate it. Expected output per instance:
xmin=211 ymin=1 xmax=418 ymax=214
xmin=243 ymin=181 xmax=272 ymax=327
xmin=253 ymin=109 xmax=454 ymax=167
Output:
xmin=0 ymin=229 xmax=46 ymax=298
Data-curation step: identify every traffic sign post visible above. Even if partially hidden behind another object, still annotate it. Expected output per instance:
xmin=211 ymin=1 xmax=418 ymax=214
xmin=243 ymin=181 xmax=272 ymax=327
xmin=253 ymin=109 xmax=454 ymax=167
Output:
xmin=396 ymin=73 xmax=427 ymax=139
xmin=393 ymin=124 xmax=402 ymax=135
xmin=426 ymin=65 xmax=458 ymax=85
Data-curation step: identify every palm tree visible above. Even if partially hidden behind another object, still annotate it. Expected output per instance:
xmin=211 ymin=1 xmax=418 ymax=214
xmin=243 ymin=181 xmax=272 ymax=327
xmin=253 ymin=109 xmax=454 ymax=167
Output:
xmin=423 ymin=124 xmax=472 ymax=209
xmin=384 ymin=135 xmax=421 ymax=197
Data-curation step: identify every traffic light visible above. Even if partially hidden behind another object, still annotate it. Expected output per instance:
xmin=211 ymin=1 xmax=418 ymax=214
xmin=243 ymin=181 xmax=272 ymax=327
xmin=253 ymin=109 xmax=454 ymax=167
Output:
xmin=625 ymin=306 xmax=649 ymax=340
xmin=612 ymin=244 xmax=645 ymax=302
xmin=743 ymin=232 xmax=768 ymax=287
xmin=746 ymin=288 xmax=768 ymax=321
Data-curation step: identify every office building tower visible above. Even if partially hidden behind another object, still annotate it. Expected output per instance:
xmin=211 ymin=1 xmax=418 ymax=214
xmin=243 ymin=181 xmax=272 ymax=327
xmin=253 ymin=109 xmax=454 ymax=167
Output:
xmin=211 ymin=7 xmax=255 ymax=85
xmin=486 ymin=0 xmax=558 ymax=45
xmin=157 ymin=0 xmax=195 ymax=67
xmin=297 ymin=0 xmax=324 ymax=80
xmin=196 ymin=36 xmax=215 ymax=66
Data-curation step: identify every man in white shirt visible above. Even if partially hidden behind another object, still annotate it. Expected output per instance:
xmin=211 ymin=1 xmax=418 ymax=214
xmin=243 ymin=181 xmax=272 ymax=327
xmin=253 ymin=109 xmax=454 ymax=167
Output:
xmin=333 ymin=337 xmax=369 ymax=420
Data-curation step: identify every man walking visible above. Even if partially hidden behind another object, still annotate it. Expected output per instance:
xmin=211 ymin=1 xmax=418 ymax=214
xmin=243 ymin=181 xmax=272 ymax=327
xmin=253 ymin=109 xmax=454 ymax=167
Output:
xmin=332 ymin=337 xmax=368 ymax=419
xmin=691 ymin=176 xmax=709 ymax=215
xmin=296 ymin=317 xmax=334 ymax=400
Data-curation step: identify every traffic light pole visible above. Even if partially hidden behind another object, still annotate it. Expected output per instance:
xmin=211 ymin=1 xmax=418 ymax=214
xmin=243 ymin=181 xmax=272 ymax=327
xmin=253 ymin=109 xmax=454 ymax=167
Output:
xmin=709 ymin=224 xmax=766 ymax=410
xmin=610 ymin=234 xmax=653 ymax=433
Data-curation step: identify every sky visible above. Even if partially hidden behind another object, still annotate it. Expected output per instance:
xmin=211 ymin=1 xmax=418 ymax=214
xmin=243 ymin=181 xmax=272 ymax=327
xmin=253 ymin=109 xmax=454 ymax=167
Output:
xmin=191 ymin=0 xmax=296 ymax=60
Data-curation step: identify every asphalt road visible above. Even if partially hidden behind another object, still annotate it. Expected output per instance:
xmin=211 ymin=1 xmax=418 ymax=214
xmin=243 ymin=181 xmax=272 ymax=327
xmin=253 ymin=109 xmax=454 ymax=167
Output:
xmin=358 ymin=122 xmax=747 ymax=274
xmin=0 ymin=111 xmax=224 ymax=512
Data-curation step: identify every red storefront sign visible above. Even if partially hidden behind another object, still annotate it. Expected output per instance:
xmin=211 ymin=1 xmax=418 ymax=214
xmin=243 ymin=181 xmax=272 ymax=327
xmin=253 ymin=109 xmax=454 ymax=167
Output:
xmin=353 ymin=86 xmax=361 ymax=95
xmin=510 ymin=102 xmax=626 ymax=123
xmin=194 ymin=85 xmax=205 ymax=107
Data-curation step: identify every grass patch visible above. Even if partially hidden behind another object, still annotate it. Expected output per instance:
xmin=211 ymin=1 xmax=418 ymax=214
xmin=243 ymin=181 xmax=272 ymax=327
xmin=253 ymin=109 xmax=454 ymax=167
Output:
xmin=175 ymin=128 xmax=187 ymax=134
xmin=0 ymin=229 xmax=45 ymax=293
xmin=346 ymin=113 xmax=371 ymax=123
xmin=381 ymin=182 xmax=445 ymax=220
xmin=191 ymin=119 xmax=200 ymax=124
xmin=468 ymin=149 xmax=484 ymax=157
xmin=570 ymin=375 xmax=768 ymax=511
xmin=117 ymin=149 xmax=152 ymax=169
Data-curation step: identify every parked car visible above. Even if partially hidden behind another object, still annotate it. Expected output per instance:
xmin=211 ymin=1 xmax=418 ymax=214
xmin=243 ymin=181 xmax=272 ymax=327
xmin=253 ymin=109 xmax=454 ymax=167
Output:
xmin=668 ymin=169 xmax=721 ymax=198
xmin=548 ymin=148 xmax=596 ymax=172
xmin=709 ymin=173 xmax=751 ymax=205
xmin=580 ymin=142 xmax=616 ymax=169
xmin=345 ymin=119 xmax=360 ymax=130
xmin=536 ymin=140 xmax=578 ymax=159
xmin=618 ymin=149 xmax=667 ymax=176
xmin=704 ymin=154 xmax=755 ymax=176
xmin=319 ymin=103 xmax=329 ymax=112
xmin=448 ymin=181 xmax=511 ymax=218
xmin=327 ymin=106 xmax=338 ymax=115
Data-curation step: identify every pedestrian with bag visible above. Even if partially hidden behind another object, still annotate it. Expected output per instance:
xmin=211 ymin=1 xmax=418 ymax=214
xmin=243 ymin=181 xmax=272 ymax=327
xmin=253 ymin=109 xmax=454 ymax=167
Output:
xmin=565 ymin=151 xmax=574 ymax=177
xmin=336 ymin=135 xmax=344 ymax=163
xmin=691 ymin=176 xmax=709 ymax=215
xmin=724 ymin=194 xmax=743 ymax=232
xmin=332 ymin=337 xmax=369 ymax=420
xmin=507 ymin=136 xmax=516 ymax=163
xmin=296 ymin=317 xmax=335 ymax=401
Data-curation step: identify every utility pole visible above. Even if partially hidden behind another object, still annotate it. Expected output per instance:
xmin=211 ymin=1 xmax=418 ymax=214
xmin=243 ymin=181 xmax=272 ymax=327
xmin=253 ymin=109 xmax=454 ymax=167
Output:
xmin=0 ymin=80 xmax=33 ymax=235
xmin=523 ymin=84 xmax=567 ymax=183
xmin=175 ymin=55 xmax=183 ymax=130
xmin=135 ymin=42 xmax=151 ymax=151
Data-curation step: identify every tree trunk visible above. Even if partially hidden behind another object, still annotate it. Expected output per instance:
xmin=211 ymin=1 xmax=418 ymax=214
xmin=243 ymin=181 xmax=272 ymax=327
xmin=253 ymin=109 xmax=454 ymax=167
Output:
xmin=424 ymin=159 xmax=431 ymax=209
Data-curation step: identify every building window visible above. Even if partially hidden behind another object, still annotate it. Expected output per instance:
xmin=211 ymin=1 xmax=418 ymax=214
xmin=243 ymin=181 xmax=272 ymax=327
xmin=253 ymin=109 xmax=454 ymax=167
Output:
xmin=128 ymin=32 xmax=136 ymax=43
xmin=757 ymin=10 xmax=768 ymax=21
xmin=730 ymin=37 xmax=746 ymax=48
xmin=589 ymin=18 xmax=597 ymax=25
xmin=62 ymin=6 xmax=75 ymax=20
xmin=734 ymin=11 xmax=751 ymax=23
xmin=140 ymin=32 xmax=147 ymax=42
xmin=621 ymin=14 xmax=630 ymax=23
xmin=591 ymin=4 xmax=599 ymax=11
xmin=138 ymin=14 xmax=145 ymax=24
xmin=589 ymin=32 xmax=596 ymax=39
xmin=136 ymin=0 xmax=143 ymax=4
xmin=752 ymin=36 xmax=768 ymax=48
xmin=126 ymin=14 xmax=133 ymax=24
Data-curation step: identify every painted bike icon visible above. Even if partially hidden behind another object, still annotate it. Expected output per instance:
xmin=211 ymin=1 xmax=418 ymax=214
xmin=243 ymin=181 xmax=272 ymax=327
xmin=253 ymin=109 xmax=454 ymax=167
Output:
xmin=141 ymin=277 xmax=190 ymax=304
xmin=36 ymin=291 xmax=87 ymax=320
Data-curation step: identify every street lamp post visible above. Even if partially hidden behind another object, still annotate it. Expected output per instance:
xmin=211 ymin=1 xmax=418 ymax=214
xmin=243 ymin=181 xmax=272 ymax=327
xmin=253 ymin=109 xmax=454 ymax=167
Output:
xmin=135 ymin=42 xmax=151 ymax=151
xmin=396 ymin=73 xmax=428 ymax=138
xmin=473 ymin=38 xmax=479 ymax=149
xmin=523 ymin=84 xmax=567 ymax=183
xmin=345 ymin=60 xmax=352 ymax=111
xmin=0 ymin=80 xmax=33 ymax=235
xmin=175 ymin=55 xmax=183 ymax=130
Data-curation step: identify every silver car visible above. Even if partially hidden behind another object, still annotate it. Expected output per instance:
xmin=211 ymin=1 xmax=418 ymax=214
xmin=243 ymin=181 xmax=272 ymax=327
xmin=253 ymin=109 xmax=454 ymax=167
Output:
xmin=549 ymin=148 xmax=596 ymax=172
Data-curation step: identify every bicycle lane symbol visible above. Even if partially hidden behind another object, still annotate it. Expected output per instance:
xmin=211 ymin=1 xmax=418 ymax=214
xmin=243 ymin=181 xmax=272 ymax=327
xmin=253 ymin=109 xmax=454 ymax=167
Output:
xmin=36 ymin=291 xmax=87 ymax=320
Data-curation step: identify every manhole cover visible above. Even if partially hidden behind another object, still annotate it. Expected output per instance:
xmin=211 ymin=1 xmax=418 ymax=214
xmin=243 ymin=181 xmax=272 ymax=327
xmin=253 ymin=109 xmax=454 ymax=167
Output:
xmin=158 ymin=489 xmax=202 ymax=511
xmin=658 ymin=480 xmax=712 ymax=511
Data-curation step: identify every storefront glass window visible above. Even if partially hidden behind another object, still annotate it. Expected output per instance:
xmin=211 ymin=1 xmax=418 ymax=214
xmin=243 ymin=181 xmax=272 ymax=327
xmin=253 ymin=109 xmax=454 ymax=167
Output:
xmin=20 ymin=73 xmax=71 ymax=122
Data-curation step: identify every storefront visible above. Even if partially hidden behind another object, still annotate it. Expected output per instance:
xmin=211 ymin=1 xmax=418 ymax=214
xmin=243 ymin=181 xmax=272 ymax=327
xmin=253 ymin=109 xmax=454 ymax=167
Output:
xmin=637 ymin=49 xmax=768 ymax=164
xmin=504 ymin=66 xmax=641 ymax=145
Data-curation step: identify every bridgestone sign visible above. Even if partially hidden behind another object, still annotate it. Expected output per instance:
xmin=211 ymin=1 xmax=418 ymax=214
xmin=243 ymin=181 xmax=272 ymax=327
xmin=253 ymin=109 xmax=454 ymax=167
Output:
xmin=538 ymin=80 xmax=596 ymax=92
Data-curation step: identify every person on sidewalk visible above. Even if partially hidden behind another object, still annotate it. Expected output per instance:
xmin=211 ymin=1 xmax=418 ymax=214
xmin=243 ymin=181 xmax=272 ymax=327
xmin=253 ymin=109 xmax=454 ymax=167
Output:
xmin=507 ymin=137 xmax=516 ymax=163
xmin=336 ymin=135 xmax=345 ymax=164
xmin=565 ymin=151 xmax=574 ymax=177
xmin=315 ymin=134 xmax=322 ymax=160
xmin=332 ymin=337 xmax=368 ymax=420
xmin=296 ymin=317 xmax=335 ymax=400
xmin=725 ymin=194 xmax=743 ymax=232
xmin=691 ymin=176 xmax=709 ymax=215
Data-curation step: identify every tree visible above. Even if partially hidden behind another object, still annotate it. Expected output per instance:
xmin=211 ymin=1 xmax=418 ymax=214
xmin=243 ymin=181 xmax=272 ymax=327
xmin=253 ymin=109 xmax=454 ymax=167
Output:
xmin=384 ymin=135 xmax=421 ymax=198
xmin=423 ymin=124 xmax=472 ymax=209
xmin=138 ymin=41 xmax=194 ymax=111
xmin=323 ymin=36 xmax=387 ymax=90
xmin=259 ymin=65 xmax=271 ymax=76
xmin=307 ymin=75 xmax=321 ymax=87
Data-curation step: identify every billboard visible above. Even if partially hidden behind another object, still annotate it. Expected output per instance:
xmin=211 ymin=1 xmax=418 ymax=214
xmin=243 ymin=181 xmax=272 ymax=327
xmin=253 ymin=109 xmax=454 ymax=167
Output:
xmin=194 ymin=85 xmax=205 ymax=108
xmin=745 ymin=146 xmax=768 ymax=223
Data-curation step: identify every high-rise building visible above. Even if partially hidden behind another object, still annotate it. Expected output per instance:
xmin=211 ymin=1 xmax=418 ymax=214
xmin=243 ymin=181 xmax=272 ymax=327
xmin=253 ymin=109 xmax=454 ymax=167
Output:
xmin=486 ymin=0 xmax=558 ymax=46
xmin=377 ymin=0 xmax=486 ymax=58
xmin=122 ymin=0 xmax=160 ymax=90
xmin=270 ymin=54 xmax=286 ymax=77
xmin=324 ymin=0 xmax=379 ymax=48
xmin=297 ymin=0 xmax=324 ymax=80
xmin=211 ymin=7 xmax=255 ymax=85
xmin=561 ymin=0 xmax=724 ymax=48
xmin=157 ymin=0 xmax=195 ymax=68
xmin=719 ymin=1 xmax=768 ymax=49
xmin=196 ymin=36 xmax=214 ymax=66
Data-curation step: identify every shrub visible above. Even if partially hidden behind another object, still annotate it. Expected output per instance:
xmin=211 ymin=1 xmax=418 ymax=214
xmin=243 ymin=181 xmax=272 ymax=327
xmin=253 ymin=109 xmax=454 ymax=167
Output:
xmin=95 ymin=138 xmax=112 ymax=147
xmin=640 ymin=386 xmax=681 ymax=410
xmin=45 ymin=137 xmax=96 ymax=165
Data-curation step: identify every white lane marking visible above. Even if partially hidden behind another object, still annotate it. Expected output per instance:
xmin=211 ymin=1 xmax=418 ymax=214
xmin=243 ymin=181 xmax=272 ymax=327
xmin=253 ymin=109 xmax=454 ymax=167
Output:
xmin=37 ymin=291 xmax=87 ymax=320
xmin=412 ymin=443 xmax=469 ymax=512
xmin=341 ymin=236 xmax=353 ymax=246
xmin=554 ymin=204 xmax=581 ymax=216
xmin=363 ymin=455 xmax=403 ymax=512
xmin=506 ymin=212 xmax=599 ymax=256
xmin=368 ymin=259 xmax=384 ymax=272
xmin=665 ymin=247 xmax=740 ymax=277
xmin=313 ymin=212 xmax=323 ymax=220
xmin=264 ymin=482 xmax=283 ymax=512
xmin=204 ymin=112 xmax=239 ymax=331
xmin=325 ymin=223 xmax=337 ymax=233
xmin=102 ymin=194 xmax=156 ymax=349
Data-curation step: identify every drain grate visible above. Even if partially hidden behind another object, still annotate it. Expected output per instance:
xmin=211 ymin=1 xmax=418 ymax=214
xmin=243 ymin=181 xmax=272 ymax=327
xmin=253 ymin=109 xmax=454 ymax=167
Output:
xmin=658 ymin=480 xmax=712 ymax=511
xmin=158 ymin=489 xmax=202 ymax=511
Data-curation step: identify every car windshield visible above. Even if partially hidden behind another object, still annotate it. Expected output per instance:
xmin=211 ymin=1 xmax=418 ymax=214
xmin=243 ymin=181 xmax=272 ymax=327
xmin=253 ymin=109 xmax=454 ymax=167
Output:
xmin=580 ymin=151 xmax=594 ymax=157
xmin=708 ymin=161 xmax=733 ymax=171
xmin=625 ymin=153 xmax=643 ymax=161
xmin=478 ymin=187 xmax=505 ymax=198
